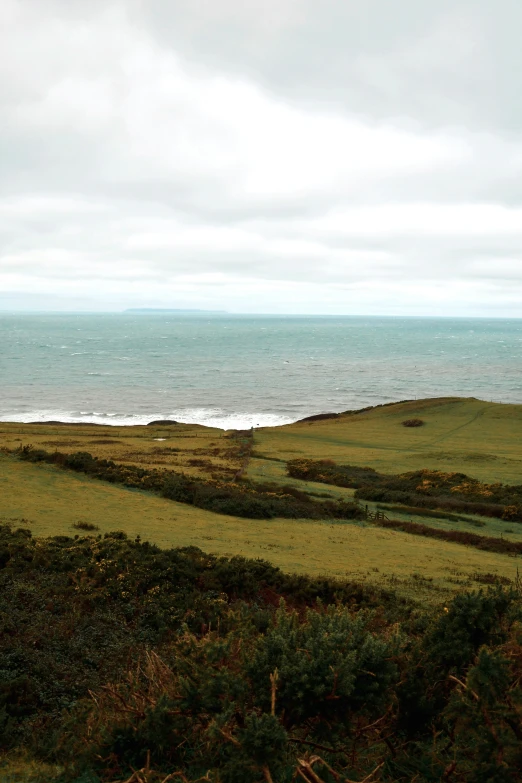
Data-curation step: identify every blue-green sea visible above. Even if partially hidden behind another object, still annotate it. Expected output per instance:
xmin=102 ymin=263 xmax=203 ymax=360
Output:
xmin=1 ymin=314 xmax=521 ymax=429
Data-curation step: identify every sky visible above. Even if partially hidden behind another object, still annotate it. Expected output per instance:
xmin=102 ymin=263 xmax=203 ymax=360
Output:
xmin=1 ymin=0 xmax=522 ymax=315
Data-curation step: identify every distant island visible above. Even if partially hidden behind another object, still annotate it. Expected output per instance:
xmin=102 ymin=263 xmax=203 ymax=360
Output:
xmin=125 ymin=308 xmax=228 ymax=313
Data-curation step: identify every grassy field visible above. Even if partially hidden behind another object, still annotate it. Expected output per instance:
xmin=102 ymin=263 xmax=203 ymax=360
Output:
xmin=252 ymin=397 xmax=522 ymax=483
xmin=1 ymin=448 xmax=518 ymax=604
xmin=3 ymin=397 xmax=522 ymax=483
xmin=2 ymin=397 xmax=522 ymax=604
xmin=0 ymin=421 xmax=242 ymax=479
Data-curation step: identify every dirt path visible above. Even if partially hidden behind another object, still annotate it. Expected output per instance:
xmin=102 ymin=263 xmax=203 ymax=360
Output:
xmin=417 ymin=403 xmax=493 ymax=448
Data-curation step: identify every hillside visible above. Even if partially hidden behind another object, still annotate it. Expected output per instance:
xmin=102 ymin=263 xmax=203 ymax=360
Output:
xmin=252 ymin=397 xmax=522 ymax=484
xmin=1 ymin=397 xmax=522 ymax=604
xmin=2 ymin=397 xmax=522 ymax=781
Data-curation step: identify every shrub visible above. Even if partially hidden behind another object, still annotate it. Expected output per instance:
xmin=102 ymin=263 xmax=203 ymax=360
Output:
xmin=288 ymin=458 xmax=522 ymax=523
xmin=72 ymin=521 xmax=100 ymax=531
xmin=423 ymin=588 xmax=519 ymax=671
xmin=402 ymin=418 xmax=425 ymax=427
xmin=375 ymin=517 xmax=522 ymax=556
xmin=4 ymin=523 xmax=522 ymax=783
xmin=247 ymin=603 xmax=398 ymax=730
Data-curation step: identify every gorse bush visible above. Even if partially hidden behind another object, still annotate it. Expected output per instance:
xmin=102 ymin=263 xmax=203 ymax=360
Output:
xmin=72 ymin=521 xmax=100 ymax=531
xmin=2 ymin=524 xmax=522 ymax=781
xmin=287 ymin=459 xmax=382 ymax=489
xmin=288 ymin=459 xmax=522 ymax=521
xmin=0 ymin=525 xmax=406 ymax=750
xmin=247 ymin=604 xmax=398 ymax=730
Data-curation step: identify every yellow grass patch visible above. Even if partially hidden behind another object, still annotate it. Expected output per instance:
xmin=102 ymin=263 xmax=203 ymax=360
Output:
xmin=0 ymin=421 xmax=240 ymax=478
xmin=0 ymin=753 xmax=62 ymax=782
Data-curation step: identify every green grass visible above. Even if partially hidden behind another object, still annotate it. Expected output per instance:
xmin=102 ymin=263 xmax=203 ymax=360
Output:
xmin=248 ymin=456 xmax=357 ymax=500
xmin=2 ymin=397 xmax=522 ymax=604
xmin=1 ymin=452 xmax=519 ymax=604
xmin=252 ymin=397 xmax=522 ymax=483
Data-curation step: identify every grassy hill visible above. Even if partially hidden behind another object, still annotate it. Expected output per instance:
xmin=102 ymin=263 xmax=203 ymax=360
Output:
xmin=1 ymin=452 xmax=517 ymax=604
xmin=252 ymin=397 xmax=522 ymax=483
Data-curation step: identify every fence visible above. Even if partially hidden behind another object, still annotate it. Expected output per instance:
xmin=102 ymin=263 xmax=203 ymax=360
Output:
xmin=364 ymin=506 xmax=389 ymax=521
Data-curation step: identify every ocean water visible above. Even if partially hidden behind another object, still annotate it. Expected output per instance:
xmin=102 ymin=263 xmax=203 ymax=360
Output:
xmin=1 ymin=313 xmax=522 ymax=429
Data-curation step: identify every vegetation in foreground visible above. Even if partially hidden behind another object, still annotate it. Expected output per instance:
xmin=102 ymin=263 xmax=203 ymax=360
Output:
xmin=3 ymin=400 xmax=522 ymax=779
xmin=1 ymin=524 xmax=522 ymax=782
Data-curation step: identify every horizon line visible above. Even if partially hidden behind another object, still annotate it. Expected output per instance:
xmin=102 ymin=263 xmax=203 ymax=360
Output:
xmin=1 ymin=309 xmax=522 ymax=319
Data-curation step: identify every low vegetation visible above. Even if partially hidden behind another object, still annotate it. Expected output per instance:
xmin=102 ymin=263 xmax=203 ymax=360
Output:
xmin=374 ymin=516 xmax=522 ymax=555
xmin=288 ymin=459 xmax=522 ymax=521
xmin=72 ymin=521 xmax=100 ymax=532
xmin=15 ymin=446 xmax=364 ymax=522
xmin=375 ymin=504 xmax=477 ymax=523
xmin=4 ymin=451 xmax=516 ymax=601
xmin=2 ymin=524 xmax=522 ymax=782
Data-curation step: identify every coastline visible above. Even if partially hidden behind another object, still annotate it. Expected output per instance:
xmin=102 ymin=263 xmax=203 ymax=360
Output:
xmin=0 ymin=396 xmax=475 ymax=431
xmin=0 ymin=410 xmax=296 ymax=430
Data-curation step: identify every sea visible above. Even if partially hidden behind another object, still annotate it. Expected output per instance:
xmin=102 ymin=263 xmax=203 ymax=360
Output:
xmin=1 ymin=313 xmax=522 ymax=430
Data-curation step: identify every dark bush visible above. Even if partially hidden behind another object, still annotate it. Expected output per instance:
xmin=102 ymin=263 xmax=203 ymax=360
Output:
xmin=72 ymin=521 xmax=100 ymax=531
xmin=3 ymin=523 xmax=522 ymax=782
xmin=247 ymin=604 xmax=397 ymax=729
xmin=375 ymin=517 xmax=522 ymax=556
xmin=424 ymin=588 xmax=518 ymax=671
xmin=402 ymin=418 xmax=425 ymax=427
xmin=288 ymin=459 xmax=522 ymax=522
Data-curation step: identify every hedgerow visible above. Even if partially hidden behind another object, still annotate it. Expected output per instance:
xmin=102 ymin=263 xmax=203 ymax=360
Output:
xmin=288 ymin=459 xmax=522 ymax=521
xmin=15 ymin=446 xmax=365 ymax=521
xmin=375 ymin=517 xmax=522 ymax=555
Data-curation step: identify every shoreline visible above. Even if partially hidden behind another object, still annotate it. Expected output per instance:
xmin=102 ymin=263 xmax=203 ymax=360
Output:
xmin=0 ymin=396 xmax=479 ymax=431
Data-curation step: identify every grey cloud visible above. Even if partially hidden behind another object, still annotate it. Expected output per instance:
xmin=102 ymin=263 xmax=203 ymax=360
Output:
xmin=138 ymin=0 xmax=522 ymax=132
xmin=1 ymin=0 xmax=522 ymax=314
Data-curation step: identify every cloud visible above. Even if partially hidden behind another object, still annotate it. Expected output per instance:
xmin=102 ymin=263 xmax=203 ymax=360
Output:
xmin=139 ymin=0 xmax=522 ymax=131
xmin=1 ymin=0 xmax=522 ymax=314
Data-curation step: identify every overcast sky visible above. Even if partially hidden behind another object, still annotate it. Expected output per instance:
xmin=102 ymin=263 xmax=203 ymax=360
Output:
xmin=2 ymin=0 xmax=522 ymax=315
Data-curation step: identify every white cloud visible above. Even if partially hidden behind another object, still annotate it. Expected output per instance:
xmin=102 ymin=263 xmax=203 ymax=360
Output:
xmin=308 ymin=203 xmax=522 ymax=238
xmin=1 ymin=0 xmax=522 ymax=314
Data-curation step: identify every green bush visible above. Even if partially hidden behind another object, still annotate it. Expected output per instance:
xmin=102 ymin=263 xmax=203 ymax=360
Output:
xmin=247 ymin=603 xmax=398 ymax=731
xmin=288 ymin=459 xmax=522 ymax=522
xmin=423 ymin=588 xmax=519 ymax=672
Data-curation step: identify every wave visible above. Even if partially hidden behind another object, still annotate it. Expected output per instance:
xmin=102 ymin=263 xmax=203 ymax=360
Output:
xmin=0 ymin=407 xmax=295 ymax=430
